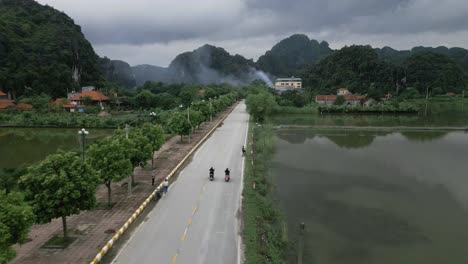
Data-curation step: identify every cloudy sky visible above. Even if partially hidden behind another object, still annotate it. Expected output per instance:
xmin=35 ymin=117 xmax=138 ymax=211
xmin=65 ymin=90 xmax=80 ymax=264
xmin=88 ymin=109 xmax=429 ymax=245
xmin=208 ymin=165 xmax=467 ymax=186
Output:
xmin=37 ymin=0 xmax=468 ymax=67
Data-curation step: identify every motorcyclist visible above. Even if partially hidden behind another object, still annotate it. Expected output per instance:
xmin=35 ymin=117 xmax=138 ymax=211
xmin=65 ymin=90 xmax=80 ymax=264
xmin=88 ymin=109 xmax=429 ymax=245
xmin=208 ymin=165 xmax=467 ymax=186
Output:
xmin=242 ymin=145 xmax=246 ymax=156
xmin=225 ymin=168 xmax=230 ymax=176
xmin=209 ymin=167 xmax=215 ymax=176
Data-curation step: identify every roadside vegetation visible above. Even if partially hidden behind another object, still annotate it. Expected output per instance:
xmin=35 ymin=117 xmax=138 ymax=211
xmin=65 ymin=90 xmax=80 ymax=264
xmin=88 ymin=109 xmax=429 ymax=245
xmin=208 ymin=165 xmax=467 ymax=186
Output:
xmin=243 ymin=86 xmax=288 ymax=264
xmin=0 ymin=85 xmax=239 ymax=262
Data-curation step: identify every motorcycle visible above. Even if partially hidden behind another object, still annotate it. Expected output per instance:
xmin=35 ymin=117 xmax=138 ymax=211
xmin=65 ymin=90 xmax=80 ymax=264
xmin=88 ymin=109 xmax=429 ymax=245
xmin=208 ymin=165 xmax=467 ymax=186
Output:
xmin=225 ymin=174 xmax=230 ymax=182
xmin=209 ymin=171 xmax=214 ymax=181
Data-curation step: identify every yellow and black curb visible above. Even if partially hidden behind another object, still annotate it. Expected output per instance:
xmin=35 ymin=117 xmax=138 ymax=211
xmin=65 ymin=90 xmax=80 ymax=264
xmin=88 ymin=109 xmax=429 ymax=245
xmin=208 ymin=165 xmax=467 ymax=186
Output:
xmin=89 ymin=103 xmax=239 ymax=264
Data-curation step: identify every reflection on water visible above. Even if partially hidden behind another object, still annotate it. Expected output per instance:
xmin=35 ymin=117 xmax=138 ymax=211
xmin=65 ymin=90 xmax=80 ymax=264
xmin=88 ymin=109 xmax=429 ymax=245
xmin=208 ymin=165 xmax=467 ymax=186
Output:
xmin=0 ymin=128 xmax=113 ymax=168
xmin=272 ymin=101 xmax=468 ymax=128
xmin=272 ymin=129 xmax=468 ymax=263
xmin=276 ymin=129 xmax=454 ymax=148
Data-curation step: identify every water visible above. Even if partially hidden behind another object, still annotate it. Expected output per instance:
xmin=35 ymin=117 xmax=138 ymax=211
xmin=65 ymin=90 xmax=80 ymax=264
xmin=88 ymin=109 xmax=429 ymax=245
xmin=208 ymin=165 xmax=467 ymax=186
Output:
xmin=0 ymin=128 xmax=113 ymax=169
xmin=272 ymin=100 xmax=468 ymax=128
xmin=271 ymin=128 xmax=468 ymax=263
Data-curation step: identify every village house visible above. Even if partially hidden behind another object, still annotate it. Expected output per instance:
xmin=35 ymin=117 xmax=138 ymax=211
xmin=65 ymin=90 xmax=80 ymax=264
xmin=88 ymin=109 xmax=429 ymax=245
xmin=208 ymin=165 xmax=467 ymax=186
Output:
xmin=50 ymin=98 xmax=78 ymax=112
xmin=315 ymin=88 xmax=367 ymax=105
xmin=69 ymin=87 xmax=110 ymax=110
xmin=0 ymin=91 xmax=8 ymax=100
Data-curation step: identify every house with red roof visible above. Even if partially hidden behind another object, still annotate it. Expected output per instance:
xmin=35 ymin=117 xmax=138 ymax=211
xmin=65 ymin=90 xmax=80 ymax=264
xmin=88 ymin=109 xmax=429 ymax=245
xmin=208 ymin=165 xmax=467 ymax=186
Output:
xmin=316 ymin=88 xmax=366 ymax=105
xmin=0 ymin=99 xmax=15 ymax=110
xmin=50 ymin=98 xmax=78 ymax=112
xmin=69 ymin=87 xmax=110 ymax=110
xmin=0 ymin=91 xmax=8 ymax=100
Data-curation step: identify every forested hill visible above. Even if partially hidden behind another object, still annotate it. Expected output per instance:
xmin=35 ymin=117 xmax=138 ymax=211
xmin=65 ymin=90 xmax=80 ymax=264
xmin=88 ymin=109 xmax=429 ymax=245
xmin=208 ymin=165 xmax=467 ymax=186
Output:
xmin=375 ymin=46 xmax=468 ymax=71
xmin=100 ymin=58 xmax=136 ymax=88
xmin=167 ymin=44 xmax=257 ymax=85
xmin=301 ymin=45 xmax=466 ymax=97
xmin=0 ymin=0 xmax=103 ymax=98
xmin=256 ymin=34 xmax=333 ymax=77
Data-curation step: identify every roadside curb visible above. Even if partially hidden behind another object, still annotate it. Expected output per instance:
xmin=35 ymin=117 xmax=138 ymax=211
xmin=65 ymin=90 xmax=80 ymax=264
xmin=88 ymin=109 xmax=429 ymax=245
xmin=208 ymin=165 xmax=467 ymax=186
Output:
xmin=89 ymin=103 xmax=239 ymax=264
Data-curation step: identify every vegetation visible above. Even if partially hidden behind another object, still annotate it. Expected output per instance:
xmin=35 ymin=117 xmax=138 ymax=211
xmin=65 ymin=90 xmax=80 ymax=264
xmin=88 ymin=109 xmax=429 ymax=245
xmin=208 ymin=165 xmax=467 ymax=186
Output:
xmin=317 ymin=101 xmax=420 ymax=113
xmin=246 ymin=91 xmax=277 ymax=122
xmin=0 ymin=0 xmax=104 ymax=98
xmin=21 ymin=151 xmax=99 ymax=240
xmin=300 ymin=45 xmax=467 ymax=97
xmin=0 ymin=191 xmax=34 ymax=264
xmin=140 ymin=123 xmax=165 ymax=169
xmin=257 ymin=34 xmax=333 ymax=77
xmin=243 ymin=122 xmax=287 ymax=263
xmin=87 ymin=138 xmax=133 ymax=207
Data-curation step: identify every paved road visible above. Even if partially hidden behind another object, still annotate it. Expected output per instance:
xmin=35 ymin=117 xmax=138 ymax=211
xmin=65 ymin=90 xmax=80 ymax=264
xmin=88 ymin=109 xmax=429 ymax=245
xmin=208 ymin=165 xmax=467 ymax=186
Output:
xmin=112 ymin=102 xmax=248 ymax=264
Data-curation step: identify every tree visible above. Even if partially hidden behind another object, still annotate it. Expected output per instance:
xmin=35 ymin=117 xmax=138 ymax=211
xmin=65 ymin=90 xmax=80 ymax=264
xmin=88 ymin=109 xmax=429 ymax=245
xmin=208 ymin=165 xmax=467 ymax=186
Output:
xmin=139 ymin=123 xmax=165 ymax=170
xmin=0 ymin=191 xmax=34 ymax=264
xmin=134 ymin=90 xmax=156 ymax=109
xmin=87 ymin=139 xmax=133 ymax=207
xmin=334 ymin=95 xmax=346 ymax=105
xmin=21 ymin=152 xmax=98 ymax=240
xmin=126 ymin=132 xmax=153 ymax=185
xmin=168 ymin=112 xmax=192 ymax=142
xmin=245 ymin=91 xmax=277 ymax=122
xmin=405 ymin=52 xmax=465 ymax=94
xmin=0 ymin=168 xmax=26 ymax=194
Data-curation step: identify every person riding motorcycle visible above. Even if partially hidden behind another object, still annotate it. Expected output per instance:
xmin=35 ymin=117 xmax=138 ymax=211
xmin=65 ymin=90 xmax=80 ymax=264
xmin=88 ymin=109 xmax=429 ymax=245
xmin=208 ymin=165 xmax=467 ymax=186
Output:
xmin=209 ymin=167 xmax=215 ymax=176
xmin=242 ymin=146 xmax=246 ymax=156
xmin=225 ymin=168 xmax=230 ymax=176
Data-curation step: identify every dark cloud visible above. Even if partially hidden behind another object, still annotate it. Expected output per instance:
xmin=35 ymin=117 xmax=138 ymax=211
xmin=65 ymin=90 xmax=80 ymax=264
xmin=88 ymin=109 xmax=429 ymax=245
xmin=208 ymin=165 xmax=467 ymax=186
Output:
xmin=37 ymin=0 xmax=468 ymax=66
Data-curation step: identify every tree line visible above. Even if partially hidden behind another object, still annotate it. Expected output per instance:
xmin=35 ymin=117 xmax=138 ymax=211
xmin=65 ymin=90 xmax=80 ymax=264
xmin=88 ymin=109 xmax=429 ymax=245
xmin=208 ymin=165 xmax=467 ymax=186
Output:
xmin=0 ymin=92 xmax=238 ymax=263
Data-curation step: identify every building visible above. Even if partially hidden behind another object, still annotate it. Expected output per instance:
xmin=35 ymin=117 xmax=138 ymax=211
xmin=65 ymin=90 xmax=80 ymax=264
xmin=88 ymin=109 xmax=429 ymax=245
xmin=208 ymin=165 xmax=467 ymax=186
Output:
xmin=0 ymin=99 xmax=15 ymax=110
xmin=50 ymin=98 xmax=77 ymax=112
xmin=69 ymin=87 xmax=110 ymax=109
xmin=0 ymin=91 xmax=8 ymax=100
xmin=337 ymin=88 xmax=351 ymax=96
xmin=315 ymin=88 xmax=366 ymax=105
xmin=274 ymin=77 xmax=302 ymax=90
xmin=16 ymin=103 xmax=33 ymax=110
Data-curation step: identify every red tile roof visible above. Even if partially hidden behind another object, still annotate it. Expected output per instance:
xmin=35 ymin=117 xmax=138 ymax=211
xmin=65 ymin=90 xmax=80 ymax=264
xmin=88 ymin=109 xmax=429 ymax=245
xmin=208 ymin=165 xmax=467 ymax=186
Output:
xmin=16 ymin=103 xmax=33 ymax=110
xmin=62 ymin=104 xmax=76 ymax=109
xmin=316 ymin=95 xmax=337 ymax=101
xmin=70 ymin=91 xmax=109 ymax=101
xmin=0 ymin=99 xmax=15 ymax=109
xmin=0 ymin=91 xmax=6 ymax=96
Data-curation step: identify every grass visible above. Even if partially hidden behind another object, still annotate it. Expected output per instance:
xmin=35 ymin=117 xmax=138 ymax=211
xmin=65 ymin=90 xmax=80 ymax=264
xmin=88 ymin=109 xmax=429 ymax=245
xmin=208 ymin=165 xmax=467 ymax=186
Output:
xmin=42 ymin=235 xmax=76 ymax=249
xmin=242 ymin=121 xmax=288 ymax=264
xmin=273 ymin=105 xmax=318 ymax=114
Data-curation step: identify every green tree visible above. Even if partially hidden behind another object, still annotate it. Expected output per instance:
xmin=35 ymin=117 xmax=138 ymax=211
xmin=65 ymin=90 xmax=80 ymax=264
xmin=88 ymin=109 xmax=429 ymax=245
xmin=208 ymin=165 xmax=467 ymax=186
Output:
xmin=334 ymin=95 xmax=346 ymax=105
xmin=245 ymin=91 xmax=277 ymax=122
xmin=21 ymin=152 xmax=98 ymax=240
xmin=168 ymin=112 xmax=192 ymax=142
xmin=126 ymin=132 xmax=153 ymax=185
xmin=134 ymin=90 xmax=156 ymax=109
xmin=0 ymin=191 xmax=34 ymax=264
xmin=87 ymin=139 xmax=133 ymax=207
xmin=139 ymin=123 xmax=165 ymax=170
xmin=0 ymin=168 xmax=26 ymax=194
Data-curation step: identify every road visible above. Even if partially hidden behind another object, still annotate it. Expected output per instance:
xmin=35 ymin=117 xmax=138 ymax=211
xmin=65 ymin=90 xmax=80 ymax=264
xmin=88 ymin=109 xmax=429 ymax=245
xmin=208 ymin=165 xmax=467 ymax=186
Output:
xmin=112 ymin=102 xmax=248 ymax=264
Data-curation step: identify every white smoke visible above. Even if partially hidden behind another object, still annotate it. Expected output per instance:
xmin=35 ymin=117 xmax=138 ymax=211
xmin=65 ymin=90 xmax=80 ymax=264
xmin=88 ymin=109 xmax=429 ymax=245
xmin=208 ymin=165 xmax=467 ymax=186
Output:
xmin=253 ymin=70 xmax=274 ymax=88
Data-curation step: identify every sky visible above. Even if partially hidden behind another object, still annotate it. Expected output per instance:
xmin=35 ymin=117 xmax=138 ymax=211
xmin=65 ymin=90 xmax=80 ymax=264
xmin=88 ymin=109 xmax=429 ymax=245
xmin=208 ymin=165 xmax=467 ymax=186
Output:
xmin=36 ymin=0 xmax=468 ymax=67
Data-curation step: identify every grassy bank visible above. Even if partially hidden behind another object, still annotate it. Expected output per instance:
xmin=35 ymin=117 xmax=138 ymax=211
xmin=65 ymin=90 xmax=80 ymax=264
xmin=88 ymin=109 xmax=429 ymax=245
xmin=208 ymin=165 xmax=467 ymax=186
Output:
xmin=273 ymin=105 xmax=318 ymax=115
xmin=243 ymin=121 xmax=287 ymax=264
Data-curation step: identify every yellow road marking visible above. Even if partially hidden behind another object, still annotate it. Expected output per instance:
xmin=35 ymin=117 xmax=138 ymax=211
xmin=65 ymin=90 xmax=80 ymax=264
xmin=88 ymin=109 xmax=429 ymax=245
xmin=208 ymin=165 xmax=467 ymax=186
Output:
xmin=172 ymin=254 xmax=178 ymax=264
xmin=188 ymin=217 xmax=192 ymax=225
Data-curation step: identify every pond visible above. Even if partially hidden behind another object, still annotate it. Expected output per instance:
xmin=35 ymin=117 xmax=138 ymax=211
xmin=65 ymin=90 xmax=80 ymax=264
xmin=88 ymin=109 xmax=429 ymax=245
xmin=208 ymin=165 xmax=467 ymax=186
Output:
xmin=271 ymin=128 xmax=468 ymax=263
xmin=272 ymin=100 xmax=468 ymax=128
xmin=0 ymin=127 xmax=113 ymax=169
